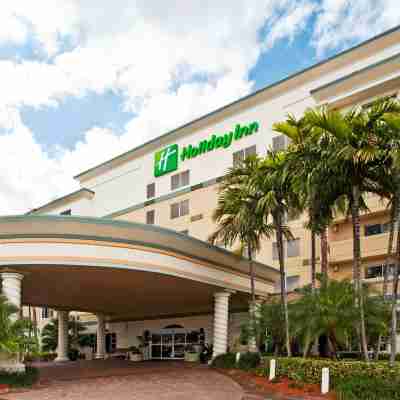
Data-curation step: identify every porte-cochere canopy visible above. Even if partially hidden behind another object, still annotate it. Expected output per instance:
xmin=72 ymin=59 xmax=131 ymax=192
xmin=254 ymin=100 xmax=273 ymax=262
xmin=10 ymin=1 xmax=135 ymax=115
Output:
xmin=0 ymin=215 xmax=279 ymax=321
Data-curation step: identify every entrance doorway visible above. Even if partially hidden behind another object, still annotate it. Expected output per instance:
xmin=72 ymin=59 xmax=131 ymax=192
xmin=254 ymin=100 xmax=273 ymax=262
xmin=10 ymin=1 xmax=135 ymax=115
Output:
xmin=148 ymin=327 xmax=204 ymax=360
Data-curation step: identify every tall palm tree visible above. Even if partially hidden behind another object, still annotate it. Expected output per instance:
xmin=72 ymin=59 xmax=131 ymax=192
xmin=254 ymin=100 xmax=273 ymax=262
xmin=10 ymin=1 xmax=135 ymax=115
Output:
xmin=274 ymin=115 xmax=330 ymax=288
xmin=209 ymin=156 xmax=274 ymax=352
xmin=304 ymin=104 xmax=389 ymax=362
xmin=375 ymin=99 xmax=400 ymax=365
xmin=253 ymin=151 xmax=298 ymax=356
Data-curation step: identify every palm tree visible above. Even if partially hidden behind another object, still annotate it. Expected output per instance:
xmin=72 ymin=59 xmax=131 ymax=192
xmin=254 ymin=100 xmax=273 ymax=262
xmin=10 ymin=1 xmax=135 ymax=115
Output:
xmin=304 ymin=105 xmax=390 ymax=361
xmin=41 ymin=316 xmax=89 ymax=353
xmin=0 ymin=295 xmax=33 ymax=357
xmin=291 ymin=278 xmax=357 ymax=357
xmin=375 ymin=99 xmax=400 ymax=365
xmin=274 ymin=115 xmax=331 ymax=288
xmin=209 ymin=156 xmax=274 ymax=352
xmin=254 ymin=151 xmax=298 ymax=356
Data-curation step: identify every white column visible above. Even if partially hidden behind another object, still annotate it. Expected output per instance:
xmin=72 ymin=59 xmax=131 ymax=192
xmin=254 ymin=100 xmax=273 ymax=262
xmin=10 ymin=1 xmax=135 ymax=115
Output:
xmin=95 ymin=314 xmax=106 ymax=359
xmin=55 ymin=310 xmax=69 ymax=362
xmin=1 ymin=272 xmax=23 ymax=321
xmin=212 ymin=291 xmax=232 ymax=359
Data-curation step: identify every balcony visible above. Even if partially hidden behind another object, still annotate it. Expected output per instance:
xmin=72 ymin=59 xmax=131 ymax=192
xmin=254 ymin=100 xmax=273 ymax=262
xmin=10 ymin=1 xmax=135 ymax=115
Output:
xmin=330 ymin=232 xmax=390 ymax=264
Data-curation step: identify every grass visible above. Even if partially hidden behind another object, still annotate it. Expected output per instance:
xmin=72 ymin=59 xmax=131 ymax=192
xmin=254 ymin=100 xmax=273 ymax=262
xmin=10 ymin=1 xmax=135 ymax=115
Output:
xmin=0 ymin=367 xmax=39 ymax=388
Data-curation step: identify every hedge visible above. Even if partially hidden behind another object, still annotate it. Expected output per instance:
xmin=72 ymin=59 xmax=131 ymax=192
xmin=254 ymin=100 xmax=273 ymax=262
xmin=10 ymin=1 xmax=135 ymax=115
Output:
xmin=335 ymin=375 xmax=400 ymax=400
xmin=211 ymin=352 xmax=261 ymax=371
xmin=0 ymin=367 xmax=39 ymax=388
xmin=256 ymin=357 xmax=400 ymax=390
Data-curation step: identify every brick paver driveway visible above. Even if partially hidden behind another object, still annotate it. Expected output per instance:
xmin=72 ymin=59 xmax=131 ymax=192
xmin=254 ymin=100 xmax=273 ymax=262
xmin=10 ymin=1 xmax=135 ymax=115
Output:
xmin=3 ymin=360 xmax=245 ymax=400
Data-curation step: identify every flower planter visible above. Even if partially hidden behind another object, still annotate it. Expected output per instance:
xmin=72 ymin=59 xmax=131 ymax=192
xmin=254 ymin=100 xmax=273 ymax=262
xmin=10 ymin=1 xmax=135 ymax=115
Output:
xmin=184 ymin=352 xmax=200 ymax=362
xmin=129 ymin=352 xmax=143 ymax=362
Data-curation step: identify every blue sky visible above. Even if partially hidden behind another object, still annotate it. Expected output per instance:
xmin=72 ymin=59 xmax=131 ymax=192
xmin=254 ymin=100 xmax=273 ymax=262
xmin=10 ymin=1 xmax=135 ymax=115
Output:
xmin=0 ymin=1 xmax=399 ymax=214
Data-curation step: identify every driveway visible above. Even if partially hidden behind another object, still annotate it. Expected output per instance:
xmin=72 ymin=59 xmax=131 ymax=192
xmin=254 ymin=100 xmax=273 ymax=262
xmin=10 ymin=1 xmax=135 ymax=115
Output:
xmin=3 ymin=360 xmax=245 ymax=400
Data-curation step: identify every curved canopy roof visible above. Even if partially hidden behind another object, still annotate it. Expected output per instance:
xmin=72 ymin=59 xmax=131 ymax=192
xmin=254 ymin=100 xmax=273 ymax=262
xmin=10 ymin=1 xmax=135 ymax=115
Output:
xmin=0 ymin=216 xmax=279 ymax=321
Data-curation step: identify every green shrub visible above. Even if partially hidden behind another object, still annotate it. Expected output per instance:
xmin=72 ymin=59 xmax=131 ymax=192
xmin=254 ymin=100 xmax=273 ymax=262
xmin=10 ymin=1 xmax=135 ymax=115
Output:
xmin=24 ymin=351 xmax=57 ymax=362
xmin=211 ymin=353 xmax=236 ymax=369
xmin=237 ymin=352 xmax=261 ymax=371
xmin=0 ymin=367 xmax=39 ymax=388
xmin=68 ymin=348 xmax=79 ymax=361
xmin=336 ymin=375 xmax=400 ymax=400
xmin=262 ymin=357 xmax=400 ymax=385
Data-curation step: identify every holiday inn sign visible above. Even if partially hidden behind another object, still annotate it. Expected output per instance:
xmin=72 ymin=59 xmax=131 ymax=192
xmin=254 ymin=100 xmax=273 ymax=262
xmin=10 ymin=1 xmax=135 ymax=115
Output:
xmin=154 ymin=121 xmax=260 ymax=177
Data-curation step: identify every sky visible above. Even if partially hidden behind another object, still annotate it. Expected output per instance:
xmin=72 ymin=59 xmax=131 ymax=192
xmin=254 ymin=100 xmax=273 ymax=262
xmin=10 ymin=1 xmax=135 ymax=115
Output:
xmin=0 ymin=0 xmax=399 ymax=214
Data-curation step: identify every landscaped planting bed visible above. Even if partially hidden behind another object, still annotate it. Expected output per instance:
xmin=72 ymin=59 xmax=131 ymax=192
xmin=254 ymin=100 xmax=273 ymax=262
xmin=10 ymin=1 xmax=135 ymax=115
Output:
xmin=213 ymin=353 xmax=400 ymax=399
xmin=259 ymin=357 xmax=400 ymax=400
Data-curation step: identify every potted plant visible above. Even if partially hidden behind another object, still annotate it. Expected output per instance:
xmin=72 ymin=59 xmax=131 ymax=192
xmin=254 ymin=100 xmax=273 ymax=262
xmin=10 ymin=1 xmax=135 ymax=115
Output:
xmin=128 ymin=346 xmax=143 ymax=362
xmin=184 ymin=345 xmax=199 ymax=362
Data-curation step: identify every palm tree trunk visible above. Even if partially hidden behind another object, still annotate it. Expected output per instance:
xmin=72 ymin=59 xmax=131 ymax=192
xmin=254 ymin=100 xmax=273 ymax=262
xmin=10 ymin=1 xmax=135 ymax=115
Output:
xmin=248 ymin=246 xmax=258 ymax=353
xmin=320 ymin=227 xmax=328 ymax=283
xmin=351 ymin=185 xmax=369 ymax=362
xmin=276 ymin=213 xmax=291 ymax=357
xmin=390 ymin=188 xmax=400 ymax=366
xmin=384 ymin=202 xmax=396 ymax=298
xmin=311 ymin=230 xmax=316 ymax=292
xmin=375 ymin=335 xmax=382 ymax=362
xmin=32 ymin=307 xmax=38 ymax=342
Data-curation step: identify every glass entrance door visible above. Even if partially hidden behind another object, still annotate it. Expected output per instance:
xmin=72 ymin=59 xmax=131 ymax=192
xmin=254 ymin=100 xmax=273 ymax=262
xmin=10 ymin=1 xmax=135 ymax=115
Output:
xmin=149 ymin=329 xmax=204 ymax=360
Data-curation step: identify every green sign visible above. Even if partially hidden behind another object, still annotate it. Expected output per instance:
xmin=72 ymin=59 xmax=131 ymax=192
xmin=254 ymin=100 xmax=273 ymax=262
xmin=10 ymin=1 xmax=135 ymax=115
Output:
xmin=153 ymin=121 xmax=259 ymax=177
xmin=154 ymin=144 xmax=178 ymax=177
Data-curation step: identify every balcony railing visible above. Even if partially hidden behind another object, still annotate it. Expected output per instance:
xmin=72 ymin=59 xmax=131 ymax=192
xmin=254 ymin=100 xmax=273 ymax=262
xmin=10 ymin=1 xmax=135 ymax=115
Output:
xmin=330 ymin=232 xmax=390 ymax=263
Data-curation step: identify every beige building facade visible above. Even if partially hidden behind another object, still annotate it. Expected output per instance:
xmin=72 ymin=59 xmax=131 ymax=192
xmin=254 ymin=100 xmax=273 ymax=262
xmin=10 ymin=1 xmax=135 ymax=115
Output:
xmin=1 ymin=26 xmax=400 ymax=363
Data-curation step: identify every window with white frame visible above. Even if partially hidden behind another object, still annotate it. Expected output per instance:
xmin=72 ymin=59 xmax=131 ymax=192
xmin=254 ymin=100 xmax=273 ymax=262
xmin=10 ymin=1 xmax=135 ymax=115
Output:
xmin=146 ymin=210 xmax=155 ymax=225
xmin=170 ymin=199 xmax=189 ymax=219
xmin=41 ymin=307 xmax=53 ymax=319
xmin=364 ymin=222 xmax=390 ymax=236
xmin=171 ymin=170 xmax=190 ymax=191
xmin=233 ymin=145 xmax=257 ymax=167
xmin=287 ymin=238 xmax=300 ymax=257
xmin=272 ymin=135 xmax=287 ymax=151
xmin=147 ymin=183 xmax=155 ymax=199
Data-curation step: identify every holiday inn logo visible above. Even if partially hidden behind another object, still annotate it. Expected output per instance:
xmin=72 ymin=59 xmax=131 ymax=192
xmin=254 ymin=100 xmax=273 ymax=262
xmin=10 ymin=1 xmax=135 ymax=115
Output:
xmin=154 ymin=144 xmax=178 ymax=177
xmin=153 ymin=121 xmax=259 ymax=178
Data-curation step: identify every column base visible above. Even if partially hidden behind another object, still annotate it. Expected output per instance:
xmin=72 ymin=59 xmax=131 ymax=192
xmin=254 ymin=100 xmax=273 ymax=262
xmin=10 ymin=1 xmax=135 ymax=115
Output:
xmin=94 ymin=354 xmax=105 ymax=360
xmin=54 ymin=356 xmax=69 ymax=362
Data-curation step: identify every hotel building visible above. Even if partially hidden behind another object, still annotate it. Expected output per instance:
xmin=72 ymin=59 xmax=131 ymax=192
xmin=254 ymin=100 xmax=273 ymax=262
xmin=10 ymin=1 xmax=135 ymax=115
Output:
xmin=1 ymin=25 xmax=400 ymax=362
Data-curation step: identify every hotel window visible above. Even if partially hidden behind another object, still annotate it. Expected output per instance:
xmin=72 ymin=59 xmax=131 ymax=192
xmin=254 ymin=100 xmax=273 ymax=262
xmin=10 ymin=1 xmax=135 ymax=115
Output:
xmin=41 ymin=307 xmax=53 ymax=319
xmin=146 ymin=210 xmax=155 ymax=225
xmin=366 ymin=264 xmax=395 ymax=279
xmin=364 ymin=222 xmax=390 ymax=236
xmin=272 ymin=242 xmax=284 ymax=260
xmin=272 ymin=135 xmax=289 ymax=151
xmin=233 ymin=145 xmax=257 ymax=167
xmin=287 ymin=238 xmax=300 ymax=258
xmin=60 ymin=209 xmax=71 ymax=216
xmin=171 ymin=170 xmax=190 ymax=190
xmin=147 ymin=183 xmax=155 ymax=199
xmin=170 ymin=199 xmax=189 ymax=219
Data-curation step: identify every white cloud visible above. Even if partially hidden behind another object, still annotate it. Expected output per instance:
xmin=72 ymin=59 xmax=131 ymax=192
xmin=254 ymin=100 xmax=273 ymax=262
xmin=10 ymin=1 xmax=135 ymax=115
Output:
xmin=0 ymin=1 xmax=398 ymax=214
xmin=313 ymin=0 xmax=400 ymax=55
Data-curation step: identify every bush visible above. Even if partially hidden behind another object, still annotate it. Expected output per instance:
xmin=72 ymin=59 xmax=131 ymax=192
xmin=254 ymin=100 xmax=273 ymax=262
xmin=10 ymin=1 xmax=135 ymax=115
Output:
xmin=24 ymin=352 xmax=57 ymax=362
xmin=0 ymin=367 xmax=39 ymax=388
xmin=68 ymin=348 xmax=80 ymax=361
xmin=211 ymin=353 xmax=236 ymax=369
xmin=336 ymin=375 xmax=400 ymax=400
xmin=237 ymin=352 xmax=261 ymax=371
xmin=262 ymin=357 xmax=400 ymax=385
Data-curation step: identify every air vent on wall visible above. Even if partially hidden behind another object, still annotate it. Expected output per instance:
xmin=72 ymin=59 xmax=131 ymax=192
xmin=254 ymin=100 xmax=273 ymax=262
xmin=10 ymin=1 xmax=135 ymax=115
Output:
xmin=190 ymin=214 xmax=203 ymax=222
